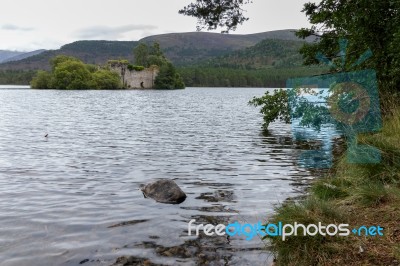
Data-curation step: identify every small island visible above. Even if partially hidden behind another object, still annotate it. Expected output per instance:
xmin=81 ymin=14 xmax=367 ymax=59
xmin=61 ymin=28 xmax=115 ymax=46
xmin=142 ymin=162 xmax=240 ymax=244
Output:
xmin=30 ymin=42 xmax=185 ymax=90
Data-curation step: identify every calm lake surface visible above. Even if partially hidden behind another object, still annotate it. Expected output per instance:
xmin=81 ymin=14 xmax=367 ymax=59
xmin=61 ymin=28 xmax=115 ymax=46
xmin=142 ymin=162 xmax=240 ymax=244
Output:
xmin=0 ymin=87 xmax=317 ymax=266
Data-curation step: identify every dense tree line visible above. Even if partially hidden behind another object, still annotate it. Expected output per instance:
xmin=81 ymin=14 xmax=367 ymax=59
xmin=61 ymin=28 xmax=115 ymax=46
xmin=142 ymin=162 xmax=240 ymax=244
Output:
xmin=1 ymin=63 xmax=323 ymax=89
xmin=204 ymin=39 xmax=305 ymax=69
xmin=178 ymin=66 xmax=326 ymax=88
xmin=0 ymin=70 xmax=36 ymax=85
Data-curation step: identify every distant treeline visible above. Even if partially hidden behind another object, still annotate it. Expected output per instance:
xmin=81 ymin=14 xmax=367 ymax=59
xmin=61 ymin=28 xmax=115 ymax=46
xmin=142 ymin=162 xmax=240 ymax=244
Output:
xmin=177 ymin=66 xmax=328 ymax=87
xmin=1 ymin=65 xmax=328 ymax=88
xmin=0 ymin=70 xmax=36 ymax=85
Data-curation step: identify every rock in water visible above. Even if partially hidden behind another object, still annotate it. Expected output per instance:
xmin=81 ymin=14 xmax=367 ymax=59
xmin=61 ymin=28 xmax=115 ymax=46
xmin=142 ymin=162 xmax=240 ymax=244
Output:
xmin=140 ymin=179 xmax=186 ymax=204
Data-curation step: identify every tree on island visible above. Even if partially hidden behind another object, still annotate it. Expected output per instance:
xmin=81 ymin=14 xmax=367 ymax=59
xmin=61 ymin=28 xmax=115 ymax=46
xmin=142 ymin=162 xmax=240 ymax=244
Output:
xmin=133 ymin=42 xmax=185 ymax=89
xmin=133 ymin=42 xmax=168 ymax=68
xmin=155 ymin=62 xmax=185 ymax=90
xmin=31 ymin=55 xmax=122 ymax=89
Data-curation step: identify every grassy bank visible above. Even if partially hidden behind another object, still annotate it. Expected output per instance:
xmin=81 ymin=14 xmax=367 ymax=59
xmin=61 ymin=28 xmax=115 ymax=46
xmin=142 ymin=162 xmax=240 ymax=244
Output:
xmin=267 ymin=107 xmax=400 ymax=265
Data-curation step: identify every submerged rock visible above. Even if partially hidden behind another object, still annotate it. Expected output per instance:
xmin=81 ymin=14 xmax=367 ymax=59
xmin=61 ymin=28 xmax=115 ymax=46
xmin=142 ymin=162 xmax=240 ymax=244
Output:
xmin=111 ymin=256 xmax=160 ymax=266
xmin=140 ymin=179 xmax=186 ymax=204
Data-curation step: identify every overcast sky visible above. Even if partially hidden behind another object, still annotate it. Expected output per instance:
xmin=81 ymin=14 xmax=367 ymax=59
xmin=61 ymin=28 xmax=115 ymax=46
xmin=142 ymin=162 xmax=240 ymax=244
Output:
xmin=0 ymin=0 xmax=313 ymax=51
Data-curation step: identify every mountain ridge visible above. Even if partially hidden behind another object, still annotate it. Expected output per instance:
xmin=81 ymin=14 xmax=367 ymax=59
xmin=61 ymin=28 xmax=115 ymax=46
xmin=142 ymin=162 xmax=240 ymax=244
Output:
xmin=3 ymin=50 xmax=46 ymax=63
xmin=0 ymin=29 xmax=314 ymax=70
xmin=0 ymin=50 xmax=25 ymax=63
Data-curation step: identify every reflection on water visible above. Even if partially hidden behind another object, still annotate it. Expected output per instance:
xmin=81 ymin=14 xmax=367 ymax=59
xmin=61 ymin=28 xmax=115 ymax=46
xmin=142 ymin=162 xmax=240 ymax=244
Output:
xmin=0 ymin=88 xmax=323 ymax=265
xmin=292 ymin=120 xmax=340 ymax=169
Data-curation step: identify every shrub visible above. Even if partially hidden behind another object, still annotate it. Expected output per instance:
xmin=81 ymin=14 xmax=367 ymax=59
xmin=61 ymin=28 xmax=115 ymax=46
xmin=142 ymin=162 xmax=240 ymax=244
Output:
xmin=127 ymin=64 xmax=145 ymax=71
xmin=31 ymin=55 xmax=123 ymax=90
xmin=30 ymin=70 xmax=53 ymax=89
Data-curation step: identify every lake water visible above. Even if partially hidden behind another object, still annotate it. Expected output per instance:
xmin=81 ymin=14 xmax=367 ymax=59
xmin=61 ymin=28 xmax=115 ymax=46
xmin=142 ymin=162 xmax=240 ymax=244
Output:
xmin=0 ymin=87 xmax=317 ymax=266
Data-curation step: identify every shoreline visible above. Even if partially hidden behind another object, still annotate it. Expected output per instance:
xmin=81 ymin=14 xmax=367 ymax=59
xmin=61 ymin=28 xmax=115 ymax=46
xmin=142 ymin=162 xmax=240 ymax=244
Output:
xmin=267 ymin=107 xmax=400 ymax=265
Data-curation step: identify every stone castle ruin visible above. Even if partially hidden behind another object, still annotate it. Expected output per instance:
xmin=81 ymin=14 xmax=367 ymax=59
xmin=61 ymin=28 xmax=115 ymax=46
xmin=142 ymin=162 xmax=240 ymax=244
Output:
xmin=108 ymin=60 xmax=159 ymax=89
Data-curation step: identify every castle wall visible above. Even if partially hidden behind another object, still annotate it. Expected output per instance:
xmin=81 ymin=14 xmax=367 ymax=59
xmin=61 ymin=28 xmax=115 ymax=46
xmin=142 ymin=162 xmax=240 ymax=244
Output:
xmin=111 ymin=66 xmax=159 ymax=89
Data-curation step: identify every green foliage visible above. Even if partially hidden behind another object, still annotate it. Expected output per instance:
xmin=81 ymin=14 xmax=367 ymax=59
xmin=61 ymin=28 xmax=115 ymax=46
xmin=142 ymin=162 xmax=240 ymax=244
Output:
xmin=248 ymin=86 xmax=335 ymax=131
xmin=133 ymin=42 xmax=167 ymax=68
xmin=312 ymin=178 xmax=350 ymax=200
xmin=133 ymin=43 xmax=149 ymax=67
xmin=357 ymin=182 xmax=390 ymax=206
xmin=52 ymin=60 xmax=92 ymax=90
xmin=179 ymin=0 xmax=251 ymax=33
xmin=61 ymin=40 xmax=138 ymax=55
xmin=205 ymin=39 xmax=307 ymax=69
xmin=248 ymin=89 xmax=290 ymax=130
xmin=178 ymin=66 xmax=326 ymax=88
xmin=248 ymin=82 xmax=366 ymax=131
xmin=270 ymin=107 xmax=400 ymax=265
xmin=289 ymin=88 xmax=335 ymax=130
xmin=31 ymin=55 xmax=122 ymax=90
xmin=85 ymin=64 xmax=98 ymax=73
xmin=149 ymin=42 xmax=163 ymax=57
xmin=297 ymin=0 xmax=400 ymax=96
xmin=89 ymin=70 xmax=122 ymax=90
xmin=175 ymin=38 xmax=328 ymax=89
xmin=50 ymin=55 xmax=80 ymax=71
xmin=107 ymin=60 xmax=128 ymax=67
xmin=154 ymin=62 xmax=185 ymax=90
xmin=146 ymin=55 xmax=166 ymax=68
xmin=267 ymin=197 xmax=347 ymax=266
xmin=249 ymin=83 xmax=350 ymax=131
xmin=127 ymin=64 xmax=145 ymax=71
xmin=134 ymin=42 xmax=185 ymax=89
xmin=30 ymin=70 xmax=53 ymax=89
xmin=0 ymin=70 xmax=36 ymax=85
xmin=1 ymin=30 xmax=310 ymax=72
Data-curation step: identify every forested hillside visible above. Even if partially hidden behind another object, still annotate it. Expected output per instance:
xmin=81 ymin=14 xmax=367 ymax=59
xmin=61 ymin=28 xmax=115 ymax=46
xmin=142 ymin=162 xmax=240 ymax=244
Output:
xmin=177 ymin=39 xmax=327 ymax=87
xmin=0 ymin=30 xmax=324 ymax=87
xmin=140 ymin=30 xmax=315 ymax=65
xmin=0 ymin=30 xmax=314 ymax=70
xmin=178 ymin=66 xmax=326 ymax=88
xmin=202 ymin=39 xmax=305 ymax=69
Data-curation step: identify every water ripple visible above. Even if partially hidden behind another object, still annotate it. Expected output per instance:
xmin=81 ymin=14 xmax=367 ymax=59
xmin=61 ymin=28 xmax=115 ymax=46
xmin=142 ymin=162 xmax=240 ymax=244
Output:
xmin=0 ymin=88 xmax=318 ymax=265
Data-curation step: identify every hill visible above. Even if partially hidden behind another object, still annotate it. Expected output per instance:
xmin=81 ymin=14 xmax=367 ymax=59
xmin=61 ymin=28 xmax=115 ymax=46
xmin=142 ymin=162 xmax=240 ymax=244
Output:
xmin=176 ymin=38 xmax=327 ymax=88
xmin=0 ymin=50 xmax=46 ymax=64
xmin=0 ymin=41 xmax=138 ymax=70
xmin=0 ymin=29 xmax=325 ymax=87
xmin=0 ymin=29 xmax=314 ymax=70
xmin=0 ymin=50 xmax=25 ymax=63
xmin=200 ymin=39 xmax=306 ymax=69
xmin=140 ymin=29 xmax=314 ymax=65
xmin=172 ymin=36 xmax=328 ymax=88
xmin=3 ymin=50 xmax=46 ymax=63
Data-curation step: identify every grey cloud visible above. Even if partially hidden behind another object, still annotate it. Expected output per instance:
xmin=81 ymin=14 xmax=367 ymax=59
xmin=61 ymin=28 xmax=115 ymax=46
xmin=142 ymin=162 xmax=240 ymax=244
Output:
xmin=1 ymin=24 xmax=34 ymax=31
xmin=75 ymin=24 xmax=157 ymax=39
